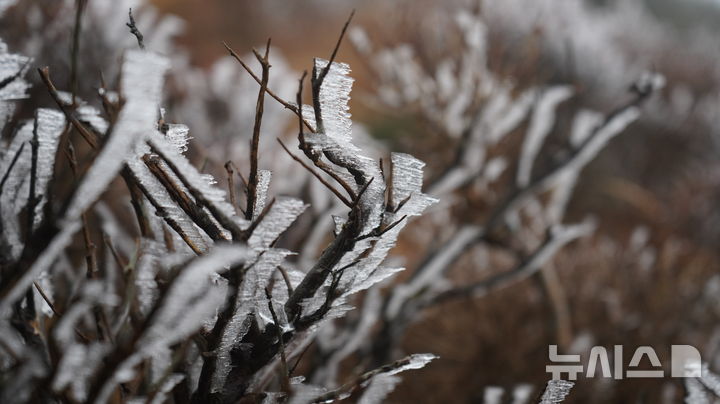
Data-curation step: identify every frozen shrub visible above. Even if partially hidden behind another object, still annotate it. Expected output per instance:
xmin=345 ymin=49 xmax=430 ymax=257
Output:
xmin=0 ymin=5 xmax=436 ymax=404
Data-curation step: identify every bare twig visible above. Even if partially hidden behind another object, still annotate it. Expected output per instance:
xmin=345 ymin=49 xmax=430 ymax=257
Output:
xmin=32 ymin=281 xmax=59 ymax=317
xmin=124 ymin=170 xmax=155 ymax=239
xmin=37 ymin=67 xmax=98 ymax=149
xmin=102 ymin=232 xmax=128 ymax=270
xmin=277 ymin=265 xmax=294 ymax=296
xmin=222 ymin=42 xmax=315 ymax=131
xmin=242 ymin=197 xmax=276 ymax=239
xmin=311 ymin=10 xmax=355 ymax=133
xmin=25 ymin=121 xmax=40 ymax=239
xmin=81 ymin=213 xmax=98 ymax=278
xmin=351 ymin=176 xmax=374 ymax=207
xmin=126 ymin=8 xmax=145 ymax=50
xmin=355 ymin=215 xmax=407 ymax=242
xmin=224 ymin=161 xmax=240 ymax=215
xmin=246 ymin=39 xmax=271 ymax=220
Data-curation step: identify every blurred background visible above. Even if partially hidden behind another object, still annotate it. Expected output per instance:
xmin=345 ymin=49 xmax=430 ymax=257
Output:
xmin=4 ymin=0 xmax=720 ymax=402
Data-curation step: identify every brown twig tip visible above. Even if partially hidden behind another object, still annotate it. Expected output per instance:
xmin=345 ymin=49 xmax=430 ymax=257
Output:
xmin=126 ymin=8 xmax=145 ymax=50
xmin=223 ymin=42 xmax=316 ymax=132
xmin=246 ymin=39 xmax=271 ymax=220
xmin=316 ymin=9 xmax=356 ymax=88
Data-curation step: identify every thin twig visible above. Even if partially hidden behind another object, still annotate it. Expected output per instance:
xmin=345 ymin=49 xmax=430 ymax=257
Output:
xmin=224 ymin=161 xmax=240 ymax=216
xmin=246 ymin=39 xmax=271 ymax=220
xmin=311 ymin=10 xmax=355 ymax=133
xmin=126 ymin=8 xmax=145 ymax=50
xmin=32 ymin=281 xmax=59 ymax=317
xmin=33 ymin=281 xmax=91 ymax=342
xmin=37 ymin=67 xmax=98 ymax=149
xmin=311 ymin=354 xmax=429 ymax=403
xmin=265 ymin=287 xmax=291 ymax=393
xmin=123 ymin=167 xmax=202 ymax=254
xmin=0 ymin=142 xmax=26 ymax=193
xmin=25 ymin=119 xmax=40 ymax=239
xmin=277 ymin=265 xmax=294 ymax=296
xmin=277 ymin=138 xmax=352 ymax=207
xmin=351 ymin=176 xmax=374 ymax=208
xmin=222 ymin=42 xmax=315 ymax=132
xmin=242 ymin=198 xmax=276 ymax=239
xmin=148 ymin=145 xmax=244 ymax=239
xmin=81 ymin=214 xmax=98 ymax=279
xmin=355 ymin=215 xmax=407 ymax=242
xmin=102 ymin=232 xmax=128 ymax=270
xmin=143 ymin=155 xmax=228 ymax=241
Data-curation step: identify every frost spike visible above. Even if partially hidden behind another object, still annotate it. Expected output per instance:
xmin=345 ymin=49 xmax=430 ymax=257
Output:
xmin=63 ymin=50 xmax=169 ymax=223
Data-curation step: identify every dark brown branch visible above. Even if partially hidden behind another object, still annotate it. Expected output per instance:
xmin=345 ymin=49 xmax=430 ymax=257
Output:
xmin=81 ymin=213 xmax=98 ymax=279
xmin=355 ymin=215 xmax=407 ymax=242
xmin=351 ymin=176 xmax=374 ymax=207
xmin=224 ymin=161 xmax=240 ymax=216
xmin=296 ymin=71 xmax=308 ymax=148
xmin=126 ymin=8 xmax=145 ymax=50
xmin=246 ymin=39 xmax=271 ymax=220
xmin=25 ymin=120 xmax=40 ymax=239
xmin=124 ymin=171 xmax=155 ymax=239
xmin=295 ymin=258 xmax=359 ymax=330
xmin=37 ymin=67 xmax=98 ymax=149
xmin=242 ymin=198 xmax=276 ymax=239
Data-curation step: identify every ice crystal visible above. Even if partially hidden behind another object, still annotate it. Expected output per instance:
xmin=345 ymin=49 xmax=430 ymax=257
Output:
xmin=31 ymin=108 xmax=65 ymax=228
xmin=539 ymin=380 xmax=574 ymax=403
xmin=164 ymin=123 xmax=191 ymax=154
xmin=64 ymin=50 xmax=169 ymax=223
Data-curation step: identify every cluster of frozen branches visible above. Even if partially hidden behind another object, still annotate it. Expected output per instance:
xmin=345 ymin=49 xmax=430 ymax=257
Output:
xmin=296 ymin=6 xmax=668 ymax=401
xmin=0 ymin=4 xmax=440 ymax=403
